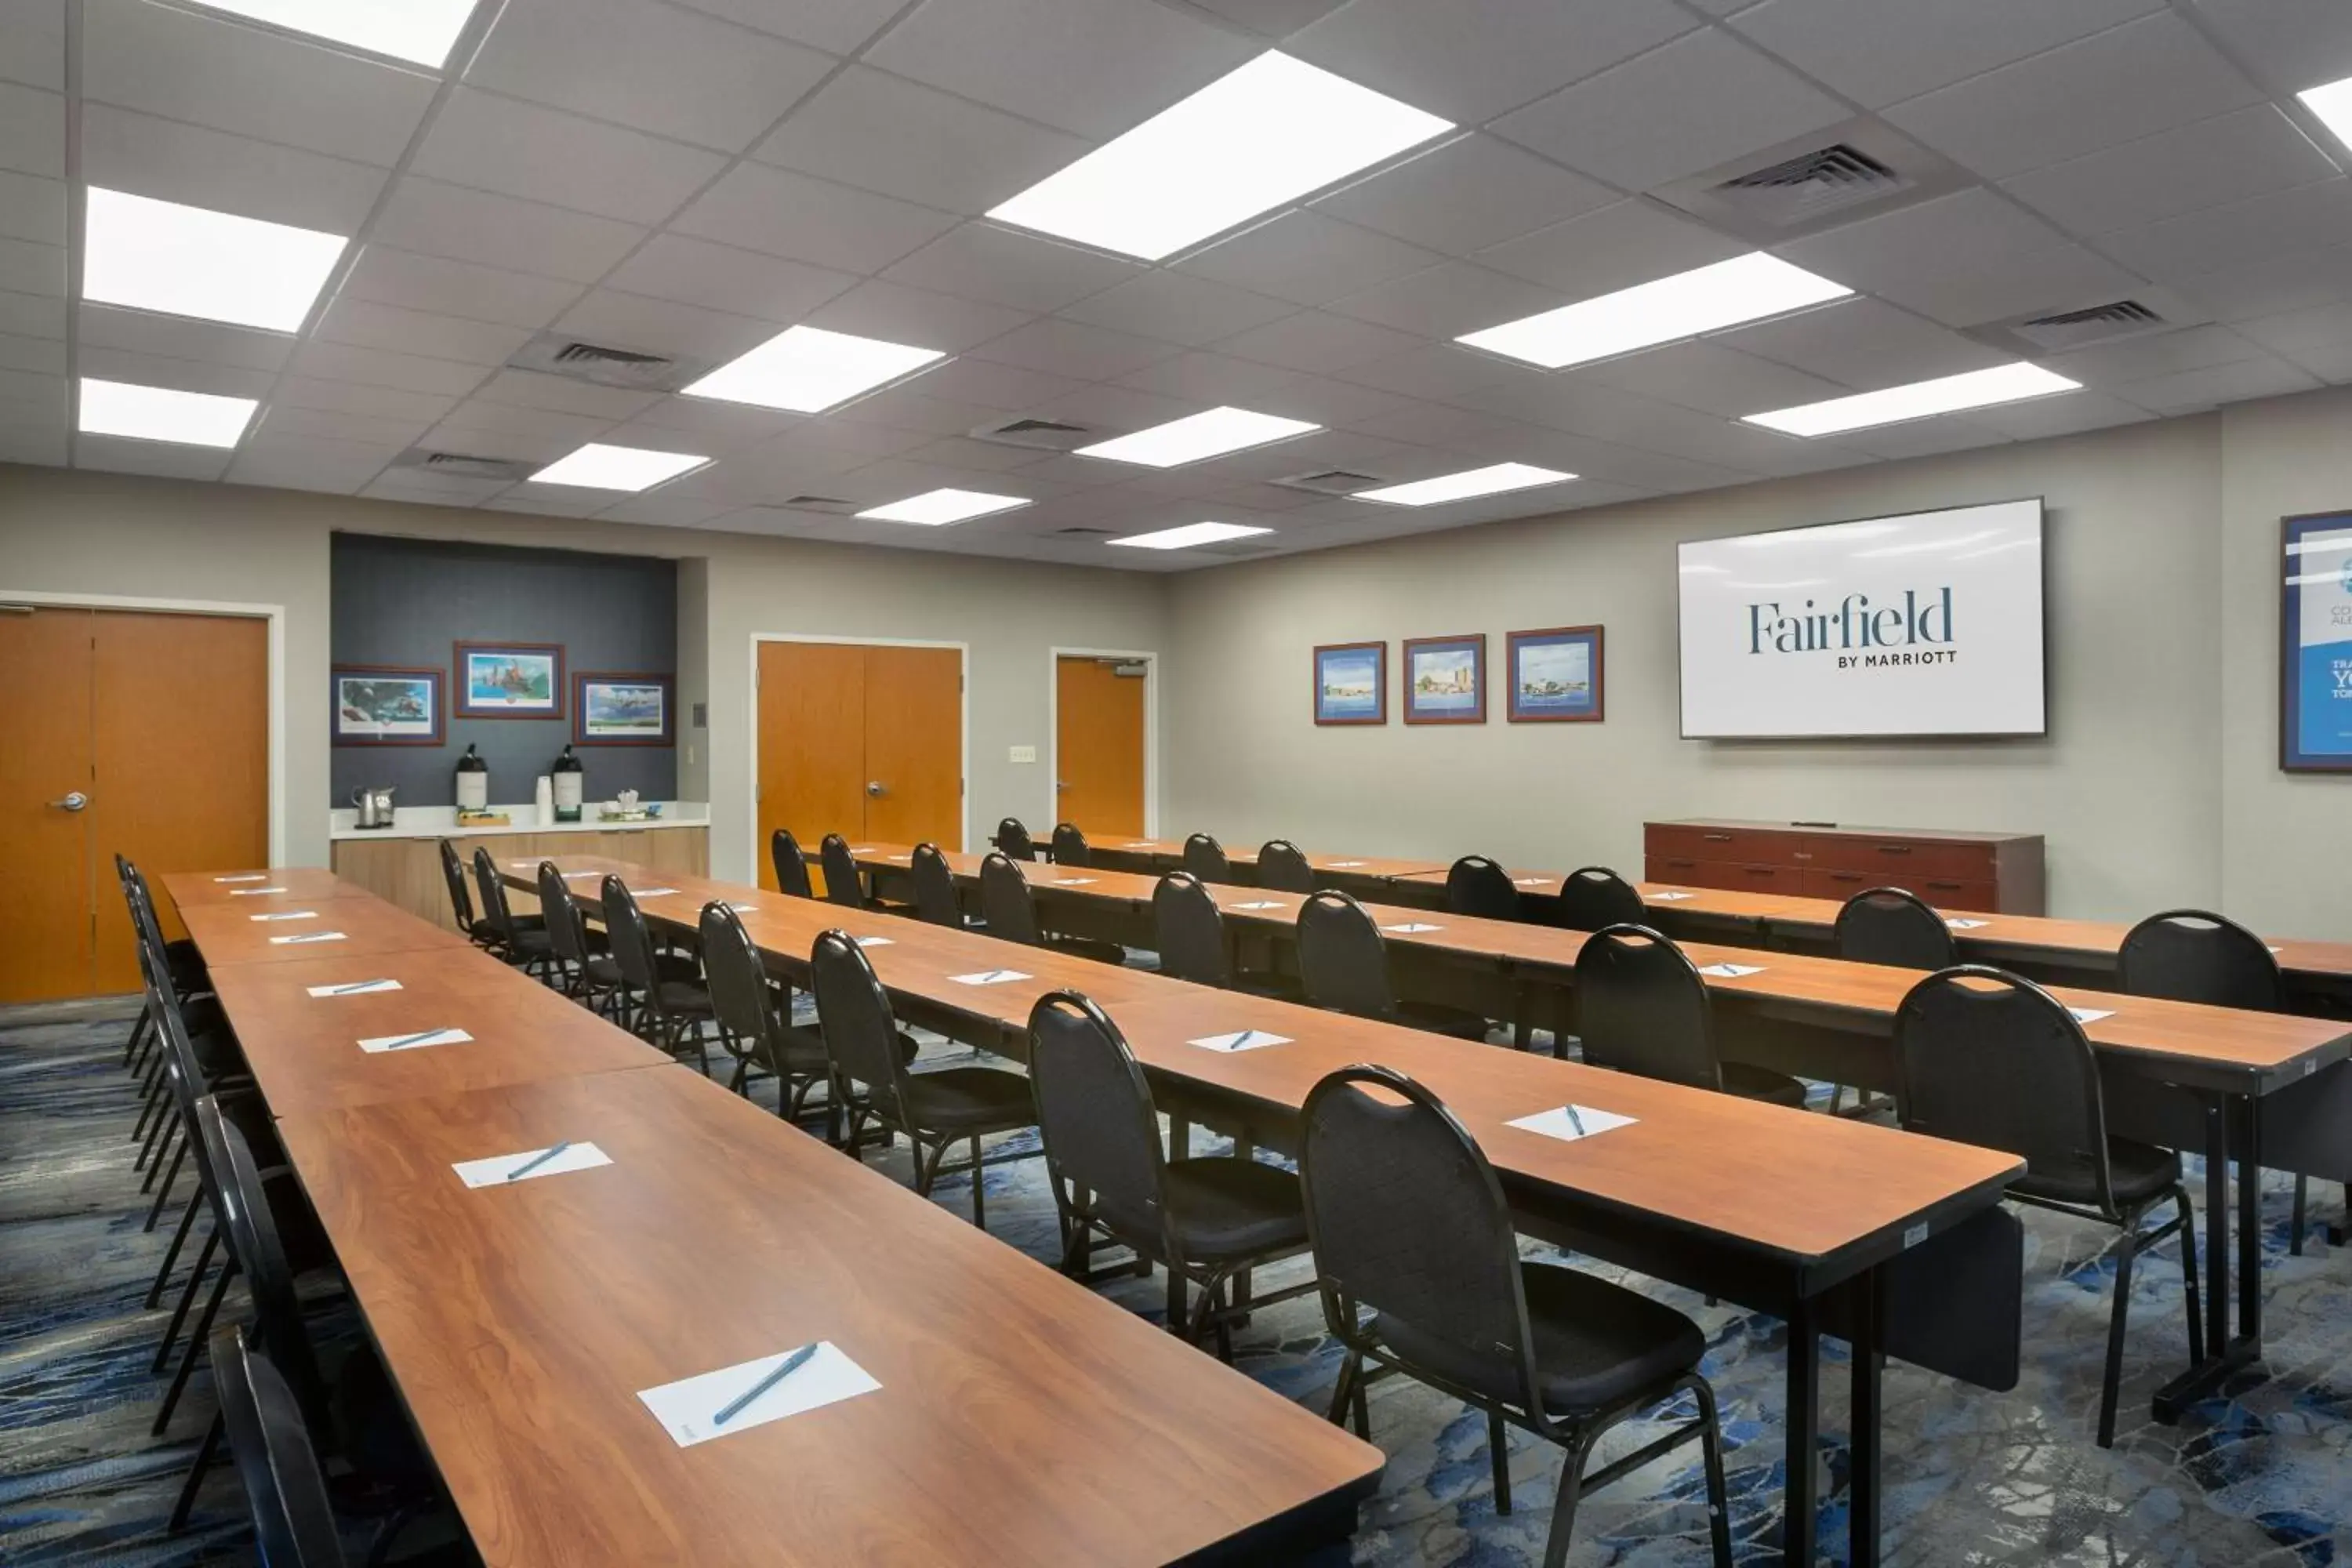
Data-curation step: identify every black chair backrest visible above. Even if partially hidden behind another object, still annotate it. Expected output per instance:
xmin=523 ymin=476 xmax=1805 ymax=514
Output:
xmin=1182 ymin=833 xmax=1232 ymax=884
xmin=1893 ymin=965 xmax=2114 ymax=1213
xmin=818 ymin=834 xmax=866 ymax=909
xmin=995 ymin=818 xmax=1038 ymax=862
xmin=1029 ymin=991 xmax=1167 ymax=1246
xmin=1256 ymin=839 xmax=1317 ymax=893
xmin=1296 ymin=890 xmax=1396 ymax=1022
xmin=1445 ymin=855 xmax=1519 ymax=921
xmin=438 ymin=837 xmax=476 ymax=928
xmin=809 ymin=929 xmax=912 ymax=1121
xmin=202 ymin=1095 xmax=333 ymax=1436
xmin=2118 ymin=909 xmax=2283 ymax=1011
xmin=212 ymin=1329 xmax=347 ymax=1568
xmin=599 ymin=876 xmax=666 ymax=1000
xmin=769 ymin=829 xmax=813 ymax=899
xmin=1573 ymin=924 xmax=1721 ymax=1092
xmin=1835 ymin=886 xmax=1957 ymax=970
xmin=699 ymin=902 xmax=792 ymax=1076
xmin=910 ymin=843 xmax=963 ymax=928
xmin=1555 ymin=866 xmax=1645 ymax=931
xmin=1152 ymin=871 xmax=1234 ymax=988
xmin=121 ymin=866 xmax=189 ymax=1018
xmin=978 ymin=852 xmax=1042 ymax=946
xmin=470 ymin=847 xmax=524 ymax=945
xmin=1299 ymin=1065 xmax=1540 ymax=1417
xmin=539 ymin=862 xmax=593 ymax=969
xmin=1051 ymin=822 xmax=1091 ymax=868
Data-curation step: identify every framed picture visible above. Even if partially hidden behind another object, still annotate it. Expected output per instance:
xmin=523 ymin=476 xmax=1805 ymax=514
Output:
xmin=1313 ymin=641 xmax=1386 ymax=726
xmin=1507 ymin=626 xmax=1604 ymax=723
xmin=2281 ymin=511 xmax=2352 ymax=771
xmin=332 ymin=665 xmax=444 ymax=746
xmin=574 ymin=671 xmax=673 ymax=746
xmin=1403 ymin=633 xmax=1486 ymax=724
xmin=454 ymin=641 xmax=564 ymax=720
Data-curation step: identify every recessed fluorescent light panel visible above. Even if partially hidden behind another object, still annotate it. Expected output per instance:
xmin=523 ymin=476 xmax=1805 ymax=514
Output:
xmin=1109 ymin=521 xmax=1274 ymax=550
xmin=989 ymin=52 xmax=1453 ymax=261
xmin=1356 ymin=463 xmax=1577 ymax=506
xmin=1457 ymin=253 xmax=1851 ymax=371
xmin=528 ymin=443 xmax=709 ymax=492
xmin=1075 ymin=406 xmax=1318 ymax=468
xmin=83 ymin=188 xmax=348 ymax=333
xmin=2300 ymin=76 xmax=2352 ymax=152
xmin=78 ymin=379 xmax=256 ymax=448
xmin=681 ymin=325 xmax=944 ymax=414
xmin=188 ymin=1 xmax=482 ymax=68
xmin=1743 ymin=363 xmax=2082 ymax=437
xmin=857 ymin=488 xmax=1031 ymax=526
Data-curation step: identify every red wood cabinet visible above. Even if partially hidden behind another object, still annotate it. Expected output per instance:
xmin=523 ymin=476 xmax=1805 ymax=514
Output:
xmin=1643 ymin=819 xmax=2045 ymax=914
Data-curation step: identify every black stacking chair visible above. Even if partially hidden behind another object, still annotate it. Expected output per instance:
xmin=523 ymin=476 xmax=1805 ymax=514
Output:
xmin=909 ymin=842 xmax=968 ymax=928
xmin=438 ymin=838 xmax=497 ymax=950
xmin=601 ymin=875 xmax=715 ymax=1070
xmin=1256 ymin=839 xmax=1317 ymax=894
xmin=770 ymin=827 xmax=814 ymax=898
xmin=1555 ymin=866 xmax=1646 ymax=931
xmin=120 ymin=866 xmax=244 ymax=1221
xmin=818 ymin=833 xmax=867 ymax=909
xmin=1182 ymin=832 xmax=1233 ymax=884
xmin=1296 ymin=890 xmax=1488 ymax=1040
xmin=809 ymin=929 xmax=1036 ymax=1228
xmin=1894 ymin=965 xmax=2199 ymax=1447
xmin=1446 ymin=855 xmax=1521 ymax=921
xmin=1575 ymin=924 xmax=1807 ymax=1106
xmin=536 ymin=862 xmax=615 ymax=1009
xmin=1836 ymin=886 xmax=1957 ymax=969
xmin=1051 ymin=822 xmax=1091 ymax=867
xmin=469 ymin=847 xmax=552 ymax=977
xmin=1029 ymin=990 xmax=1312 ymax=1359
xmin=1154 ymin=871 xmax=1251 ymax=990
xmin=995 ymin=817 xmax=1040 ymax=862
xmin=980 ymin=851 xmax=1125 ymax=964
xmin=1300 ymin=1065 xmax=1734 ymax=1566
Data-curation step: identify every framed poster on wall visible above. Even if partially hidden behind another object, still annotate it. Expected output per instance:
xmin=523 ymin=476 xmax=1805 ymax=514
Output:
xmin=1507 ymin=626 xmax=1602 ymax=723
xmin=1314 ymin=641 xmax=1386 ymax=725
xmin=2282 ymin=511 xmax=2352 ymax=771
xmin=1403 ymin=633 xmax=1486 ymax=725
xmin=332 ymin=665 xmax=444 ymax=746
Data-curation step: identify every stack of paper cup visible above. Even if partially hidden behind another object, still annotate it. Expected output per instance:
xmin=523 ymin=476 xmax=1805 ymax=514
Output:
xmin=535 ymin=775 xmax=554 ymax=825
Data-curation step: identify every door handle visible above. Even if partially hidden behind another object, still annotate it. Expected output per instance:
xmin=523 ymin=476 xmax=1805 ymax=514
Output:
xmin=866 ymin=780 xmax=886 ymax=798
xmin=49 ymin=790 xmax=89 ymax=812
xmin=1056 ymin=780 xmax=1069 ymax=791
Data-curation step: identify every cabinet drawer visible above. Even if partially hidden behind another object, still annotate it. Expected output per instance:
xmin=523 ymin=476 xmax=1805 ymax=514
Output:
xmin=1645 ymin=855 xmax=1791 ymax=893
xmin=1647 ymin=823 xmax=1798 ymax=864
xmin=1802 ymin=835 xmax=1995 ymax=880
xmin=1916 ymin=879 xmax=1998 ymax=914
xmin=1800 ymin=867 xmax=1878 ymax=901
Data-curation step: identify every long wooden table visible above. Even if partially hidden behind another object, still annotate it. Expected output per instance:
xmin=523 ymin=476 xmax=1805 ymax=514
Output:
xmin=169 ymin=873 xmax=1385 ymax=1566
xmin=848 ymin=842 xmax=2352 ymax=1432
xmin=513 ymin=854 xmax=2026 ymax=1568
xmin=175 ymin=891 xmax=470 ymax=967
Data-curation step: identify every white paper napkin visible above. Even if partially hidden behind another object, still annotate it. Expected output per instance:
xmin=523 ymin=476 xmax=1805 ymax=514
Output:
xmin=358 ymin=1027 xmax=472 ymax=1054
xmin=1188 ymin=1029 xmax=1293 ymax=1053
xmin=637 ymin=1342 xmax=879 ymax=1448
xmin=307 ymin=978 xmax=401 ymax=996
xmin=1508 ymin=1105 xmax=1638 ymax=1143
xmin=453 ymin=1142 xmax=612 ymax=1189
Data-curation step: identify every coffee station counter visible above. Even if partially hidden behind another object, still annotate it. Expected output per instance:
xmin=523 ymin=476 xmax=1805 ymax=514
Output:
xmin=329 ymin=802 xmax=710 ymax=840
xmin=328 ymin=803 xmax=710 ymax=932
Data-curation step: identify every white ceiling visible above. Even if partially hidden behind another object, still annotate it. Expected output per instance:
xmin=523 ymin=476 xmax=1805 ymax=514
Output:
xmin=2 ymin=0 xmax=2350 ymax=570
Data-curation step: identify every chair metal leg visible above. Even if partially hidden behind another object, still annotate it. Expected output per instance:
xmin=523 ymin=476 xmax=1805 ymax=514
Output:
xmin=124 ymin=1002 xmax=154 ymax=1067
xmin=1488 ymin=1409 xmax=1512 ymax=1514
xmin=2174 ymin=1185 xmax=2203 ymax=1365
xmin=2292 ymin=1174 xmax=2308 ymax=1256
xmin=141 ymin=1120 xmax=180 ymax=1196
xmin=147 ymin=1189 xmax=203 ymax=1308
xmin=1690 ymin=1379 xmax=1736 ymax=1568
xmin=2098 ymin=1214 xmax=2143 ymax=1448
xmin=155 ymin=1260 xmax=235 ymax=1435
xmin=133 ymin=1080 xmax=166 ymax=1155
xmin=1541 ymin=1428 xmax=1604 ymax=1568
xmin=152 ymin=1229 xmax=220 ymax=1373
xmin=1325 ymin=1351 xmax=1362 ymax=1428
xmin=143 ymin=1137 xmax=188 ymax=1231
xmin=169 ymin=1411 xmax=223 ymax=1534
xmin=969 ymin=1134 xmax=986 ymax=1229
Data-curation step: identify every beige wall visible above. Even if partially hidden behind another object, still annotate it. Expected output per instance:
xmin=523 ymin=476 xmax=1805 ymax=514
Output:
xmin=0 ymin=463 xmax=1169 ymax=880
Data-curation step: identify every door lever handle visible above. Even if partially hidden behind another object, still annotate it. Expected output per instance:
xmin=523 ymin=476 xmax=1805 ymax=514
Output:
xmin=49 ymin=791 xmax=89 ymax=812
xmin=866 ymin=780 xmax=886 ymax=798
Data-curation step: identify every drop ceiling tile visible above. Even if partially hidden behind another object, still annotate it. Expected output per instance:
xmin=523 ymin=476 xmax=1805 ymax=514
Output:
xmin=0 ymin=169 xmax=61 ymax=245
xmin=604 ymin=234 xmax=857 ymax=323
xmin=286 ymin=340 xmax=489 ymax=397
xmin=487 ymin=492 xmax=618 ymax=518
xmin=427 ymin=402 xmax=615 ymax=455
xmin=314 ymin=297 xmax=534 ymax=368
xmin=0 ymin=328 xmax=61 ymax=373
xmin=75 ymin=303 xmax=293 ymax=372
xmin=1714 ymin=297 xmax=2006 ymax=385
xmin=0 ymin=1 xmax=64 ymax=91
xmin=1014 ymin=382 xmax=1194 ymax=433
xmin=863 ymin=0 xmax=1255 ymax=140
xmin=467 ymin=0 xmax=835 ymax=154
xmin=82 ymin=103 xmax=384 ymax=234
xmin=881 ymin=222 xmax=1144 ymax=312
xmin=1777 ymin=188 xmax=2075 ymax=301
xmin=552 ymin=289 xmax=782 ymax=362
xmin=1058 ymin=270 xmax=1295 ymax=347
xmin=1243 ymin=372 xmax=1418 ymax=429
xmin=371 ymin=178 xmax=648 ymax=287
xmin=227 ymin=433 xmax=401 ymax=493
xmin=1176 ymin=211 xmax=1445 ymax=309
xmin=753 ymin=66 xmax=1090 ymax=216
xmin=77 ymin=346 xmax=274 ymax=399
xmin=1886 ymin=241 xmax=2144 ymax=328
xmin=76 ymin=434 xmax=233 ymax=481
xmin=906 ymin=355 xmax=1085 ymax=409
xmin=1288 ymin=0 xmax=1691 ymax=124
xmin=2271 ymin=338 xmax=2352 ymax=381
xmin=471 ymin=367 xmax=658 ymax=419
xmin=0 ymin=82 xmax=62 ymax=178
xmin=0 ymin=236 xmax=61 ymax=297
xmin=800 ymin=278 xmax=1035 ymax=353
xmin=2038 ymin=322 xmax=2266 ymax=386
xmin=412 ymin=89 xmax=728 ymax=225
xmin=2114 ymin=352 xmax=2320 ymax=412
xmin=82 ymin=0 xmax=437 ymax=167
xmin=1726 ymin=0 xmax=2163 ymax=110
xmin=965 ymin=317 xmax=1177 ymax=380
xmin=363 ymin=473 xmax=510 ymax=504
xmin=1493 ymin=28 xmax=1848 ymax=194
xmin=2167 ymin=247 xmax=2352 ymax=321
xmin=1214 ymin=308 xmax=1421 ymax=374
xmin=1324 ymin=260 xmax=1559 ymax=339
xmin=253 ymin=403 xmax=437 ymax=448
xmin=1570 ymin=341 xmax=1852 ymax=419
xmin=1112 ymin=349 xmax=1305 ymax=404
xmin=0 ymin=287 xmax=61 ymax=339
xmin=2003 ymin=107 xmax=2339 ymax=238
xmin=2097 ymin=180 xmax=2352 ymax=280
xmin=275 ymin=376 xmax=459 ymax=425
xmin=1329 ymin=342 xmax=1523 ymax=401
xmin=669 ymin=0 xmax=902 ymax=59
xmin=0 ymin=364 xmax=63 ymax=408
xmin=2192 ymin=0 xmax=2352 ymax=95
xmin=596 ymin=491 xmax=743 ymax=526
xmin=617 ymin=395 xmax=808 ymax=448
xmin=2237 ymin=300 xmax=2352 ymax=358
xmin=1823 ymin=416 xmax=2013 ymax=462
xmin=1882 ymin=13 xmax=2264 ymax=181
xmin=341 ymin=246 xmax=585 ymax=331
xmin=672 ymin=162 xmax=958 ymax=274
xmin=0 ymin=424 xmax=66 ymax=464
xmin=1965 ymin=389 xmax=2155 ymax=440
xmin=826 ymin=386 xmax=1007 ymax=438
xmin=895 ymin=434 xmax=1059 ymax=473
xmin=1475 ymin=198 xmax=1747 ymax=297
xmin=1312 ymin=135 xmax=1616 ymax=256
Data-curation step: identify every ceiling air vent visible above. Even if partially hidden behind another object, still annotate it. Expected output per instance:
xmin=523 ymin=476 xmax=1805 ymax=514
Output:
xmin=970 ymin=416 xmax=1102 ymax=452
xmin=1272 ymin=468 xmax=1385 ymax=497
xmin=1653 ymin=120 xmax=1963 ymax=245
xmin=780 ymin=494 xmax=858 ymax=514
xmin=1708 ymin=143 xmax=1911 ymax=228
xmin=390 ymin=449 xmax=535 ymax=483
xmin=2011 ymin=299 xmax=2165 ymax=352
xmin=1052 ymin=525 xmax=1117 ymax=538
xmin=507 ymin=333 xmax=699 ymax=390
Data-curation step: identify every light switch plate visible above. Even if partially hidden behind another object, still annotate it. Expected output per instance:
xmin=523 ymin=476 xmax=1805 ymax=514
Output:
xmin=1008 ymin=745 xmax=1037 ymax=764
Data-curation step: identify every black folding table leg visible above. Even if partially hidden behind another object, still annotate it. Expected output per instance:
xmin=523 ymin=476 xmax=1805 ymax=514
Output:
xmin=1849 ymin=1269 xmax=1883 ymax=1568
xmin=1784 ymin=1294 xmax=1819 ymax=1567
xmin=2154 ymin=1088 xmax=2265 ymax=1421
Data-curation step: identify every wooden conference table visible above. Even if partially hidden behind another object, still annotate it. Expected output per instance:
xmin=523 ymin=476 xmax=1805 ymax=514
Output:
xmin=165 ymin=870 xmax=1385 ymax=1568
xmin=510 ymin=855 xmax=2025 ymax=1568
xmin=851 ymin=843 xmax=2352 ymax=1428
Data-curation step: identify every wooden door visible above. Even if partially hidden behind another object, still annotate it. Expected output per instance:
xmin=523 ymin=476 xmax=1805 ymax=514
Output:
xmin=0 ymin=608 xmax=97 ymax=1001
xmin=862 ymin=645 xmax=962 ymax=850
xmin=1056 ymin=655 xmax=1146 ymax=837
xmin=755 ymin=641 xmax=866 ymax=891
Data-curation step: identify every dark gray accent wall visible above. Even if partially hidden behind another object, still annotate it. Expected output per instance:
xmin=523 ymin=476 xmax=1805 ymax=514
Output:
xmin=330 ymin=533 xmax=677 ymax=808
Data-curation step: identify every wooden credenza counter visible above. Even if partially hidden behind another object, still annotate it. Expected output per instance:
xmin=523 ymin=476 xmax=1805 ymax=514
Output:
xmin=1644 ymin=818 xmax=2045 ymax=914
xmin=334 ymin=826 xmax=710 ymax=932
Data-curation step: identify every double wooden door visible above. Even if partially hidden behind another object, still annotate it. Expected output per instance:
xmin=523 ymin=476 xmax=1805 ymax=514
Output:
xmin=1055 ymin=655 xmax=1146 ymax=838
xmin=0 ymin=606 xmax=268 ymax=1000
xmin=756 ymin=641 xmax=963 ymax=891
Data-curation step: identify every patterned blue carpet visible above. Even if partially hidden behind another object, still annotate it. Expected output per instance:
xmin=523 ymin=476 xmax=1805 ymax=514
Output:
xmin=3 ymin=992 xmax=2347 ymax=1566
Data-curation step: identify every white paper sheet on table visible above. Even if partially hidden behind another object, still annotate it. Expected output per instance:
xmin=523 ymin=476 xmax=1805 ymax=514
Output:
xmin=1696 ymin=963 xmax=1766 ymax=978
xmin=308 ymin=978 xmax=401 ymax=996
xmin=1650 ymin=891 xmax=1695 ymax=902
xmin=1945 ymin=918 xmax=1989 ymax=931
xmin=632 ymin=887 xmax=678 ymax=897
xmin=358 ymin=1027 xmax=472 ymax=1054
xmin=1188 ymin=1029 xmax=1293 ymax=1053
xmin=949 ymin=970 xmax=1031 ymax=985
xmin=1327 ymin=860 xmax=1367 ymax=868
xmin=249 ymin=910 xmax=318 ymax=922
xmin=1229 ymin=900 xmax=1286 ymax=911
xmin=1051 ymin=877 xmax=1097 ymax=886
xmin=270 ymin=932 xmax=346 ymax=946
xmin=1508 ymin=1105 xmax=1638 ymax=1143
xmin=1514 ymin=877 xmax=1550 ymax=887
xmin=2068 ymin=1007 xmax=2114 ymax=1025
xmin=854 ymin=936 xmax=893 ymax=948
xmin=227 ymin=887 xmax=287 ymax=896
xmin=1381 ymin=922 xmax=1443 ymax=934
xmin=453 ymin=1142 xmax=612 ymax=1189
xmin=720 ymin=902 xmax=758 ymax=913
xmin=213 ymin=873 xmax=268 ymax=883
xmin=637 ymin=1342 xmax=879 ymax=1448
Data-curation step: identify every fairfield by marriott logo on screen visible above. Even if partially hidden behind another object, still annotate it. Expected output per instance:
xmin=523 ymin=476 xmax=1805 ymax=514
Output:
xmin=1746 ymin=588 xmax=1956 ymax=668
